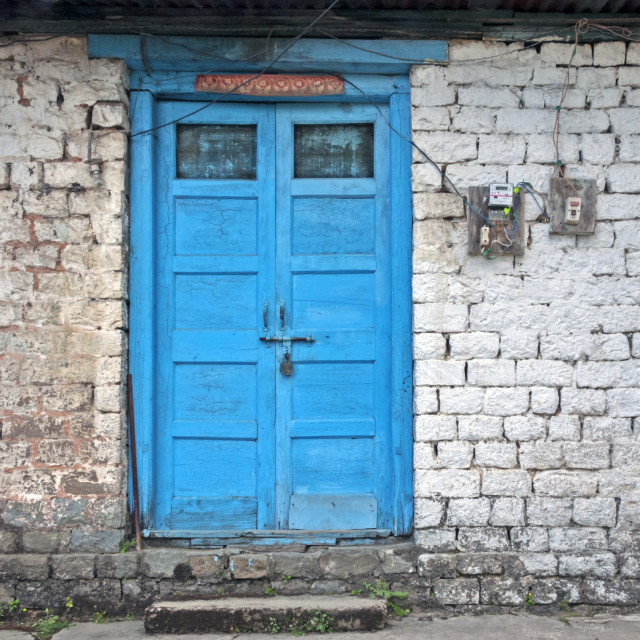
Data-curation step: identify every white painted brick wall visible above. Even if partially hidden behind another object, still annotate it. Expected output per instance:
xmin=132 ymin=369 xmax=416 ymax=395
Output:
xmin=411 ymin=38 xmax=640 ymax=582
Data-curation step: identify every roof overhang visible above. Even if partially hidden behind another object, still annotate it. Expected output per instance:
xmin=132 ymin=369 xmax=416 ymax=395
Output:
xmin=2 ymin=8 xmax=640 ymax=41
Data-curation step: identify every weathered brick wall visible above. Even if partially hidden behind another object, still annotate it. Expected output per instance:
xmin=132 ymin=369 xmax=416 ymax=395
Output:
xmin=411 ymin=40 xmax=640 ymax=606
xmin=0 ymin=37 xmax=129 ymax=555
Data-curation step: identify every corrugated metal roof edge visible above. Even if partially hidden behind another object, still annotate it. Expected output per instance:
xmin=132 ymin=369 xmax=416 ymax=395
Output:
xmin=2 ymin=11 xmax=640 ymax=41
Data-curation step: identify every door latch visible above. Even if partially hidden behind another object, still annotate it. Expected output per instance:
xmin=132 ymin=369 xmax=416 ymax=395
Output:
xmin=259 ymin=335 xmax=314 ymax=344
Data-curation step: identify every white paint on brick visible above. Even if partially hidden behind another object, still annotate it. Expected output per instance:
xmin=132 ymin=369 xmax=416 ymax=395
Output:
xmin=439 ymin=387 xmax=485 ymax=415
xmin=458 ymin=86 xmax=520 ymax=108
xmin=581 ymin=134 xmax=616 ymax=165
xmin=503 ymin=415 xmax=546 ymax=442
xmin=540 ymin=43 xmax=592 ymax=67
xmin=413 ymin=131 xmax=478 ymax=164
xmin=449 ymin=332 xmax=499 ymax=359
xmin=474 ymin=442 xmax=517 ymax=468
xmin=526 ymin=134 xmax=579 ymax=164
xmin=415 ymin=415 xmax=457 ymax=441
xmin=608 ymin=164 xmax=640 ymax=193
xmin=414 ymin=387 xmax=439 ymax=415
xmin=587 ymin=87 xmax=623 ymax=108
xmin=415 ymin=470 xmax=480 ymax=498
xmin=457 ymin=415 xmax=503 ymax=440
xmin=530 ymin=387 xmax=559 ymax=415
xmin=482 ymin=470 xmax=531 ymax=497
xmin=484 ymin=387 xmax=530 ymax=416
xmin=594 ymin=42 xmax=626 ymax=67
xmin=491 ymin=497 xmax=525 ymax=526
xmin=576 ymin=67 xmax=617 ymax=89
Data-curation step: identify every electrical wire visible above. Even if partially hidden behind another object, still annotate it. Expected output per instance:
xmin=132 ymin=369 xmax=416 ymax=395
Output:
xmin=0 ymin=35 xmax=58 ymax=47
xmin=130 ymin=0 xmax=341 ymax=138
xmin=337 ymin=75 xmax=497 ymax=229
xmin=72 ymin=15 xmax=634 ymax=237
xmin=316 ymin=25 xmax=576 ymax=65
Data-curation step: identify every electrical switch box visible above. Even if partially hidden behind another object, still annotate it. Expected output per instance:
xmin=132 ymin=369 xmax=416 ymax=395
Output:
xmin=467 ymin=186 xmax=525 ymax=256
xmin=488 ymin=183 xmax=514 ymax=208
xmin=565 ymin=197 xmax=581 ymax=225
xmin=549 ymin=178 xmax=596 ymax=235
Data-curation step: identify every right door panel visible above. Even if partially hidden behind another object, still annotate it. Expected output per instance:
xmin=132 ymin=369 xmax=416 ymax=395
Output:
xmin=274 ymin=103 xmax=392 ymax=530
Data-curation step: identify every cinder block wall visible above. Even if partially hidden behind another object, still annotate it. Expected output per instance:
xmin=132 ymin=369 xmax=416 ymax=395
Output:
xmin=411 ymin=40 xmax=640 ymax=606
xmin=0 ymin=37 xmax=129 ymax=552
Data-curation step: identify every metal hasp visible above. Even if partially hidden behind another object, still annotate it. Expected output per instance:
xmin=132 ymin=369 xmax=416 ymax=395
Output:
xmin=259 ymin=335 xmax=314 ymax=344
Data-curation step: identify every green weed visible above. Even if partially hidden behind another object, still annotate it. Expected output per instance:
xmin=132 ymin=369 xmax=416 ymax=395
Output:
xmin=265 ymin=586 xmax=278 ymax=597
xmin=93 ymin=612 xmax=110 ymax=624
xmin=525 ymin=591 xmax=534 ymax=607
xmin=281 ymin=575 xmax=292 ymax=584
xmin=289 ymin=608 xmax=333 ymax=636
xmin=268 ymin=616 xmax=280 ymax=634
xmin=363 ymin=580 xmax=409 ymax=617
xmin=119 ymin=539 xmax=136 ymax=554
xmin=125 ymin=614 xmax=135 ymax=621
xmin=558 ymin=599 xmax=569 ymax=611
xmin=33 ymin=609 xmax=70 ymax=640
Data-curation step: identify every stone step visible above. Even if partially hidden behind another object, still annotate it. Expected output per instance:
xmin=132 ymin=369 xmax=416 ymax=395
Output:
xmin=144 ymin=595 xmax=388 ymax=634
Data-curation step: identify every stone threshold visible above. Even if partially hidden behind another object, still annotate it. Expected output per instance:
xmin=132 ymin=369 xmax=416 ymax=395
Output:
xmin=144 ymin=596 xmax=388 ymax=634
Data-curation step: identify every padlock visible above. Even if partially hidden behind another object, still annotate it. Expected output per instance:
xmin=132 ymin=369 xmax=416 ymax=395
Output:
xmin=280 ymin=352 xmax=293 ymax=376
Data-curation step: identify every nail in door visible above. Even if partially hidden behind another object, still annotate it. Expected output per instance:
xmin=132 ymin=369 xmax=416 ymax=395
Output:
xmin=155 ymin=101 xmax=392 ymax=533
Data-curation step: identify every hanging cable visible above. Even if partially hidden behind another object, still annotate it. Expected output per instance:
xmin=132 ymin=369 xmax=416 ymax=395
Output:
xmin=130 ymin=0 xmax=341 ymax=138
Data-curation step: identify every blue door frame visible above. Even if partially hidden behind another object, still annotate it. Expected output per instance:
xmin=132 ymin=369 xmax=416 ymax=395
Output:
xmin=89 ymin=35 xmax=448 ymax=541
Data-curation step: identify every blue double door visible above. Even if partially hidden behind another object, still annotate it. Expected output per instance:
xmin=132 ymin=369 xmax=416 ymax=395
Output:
xmin=155 ymin=101 xmax=394 ymax=532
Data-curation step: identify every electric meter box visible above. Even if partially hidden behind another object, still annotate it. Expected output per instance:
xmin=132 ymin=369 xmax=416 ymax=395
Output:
xmin=488 ymin=182 xmax=514 ymax=208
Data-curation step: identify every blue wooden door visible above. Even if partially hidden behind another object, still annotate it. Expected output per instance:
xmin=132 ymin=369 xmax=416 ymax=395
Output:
xmin=154 ymin=101 xmax=392 ymax=532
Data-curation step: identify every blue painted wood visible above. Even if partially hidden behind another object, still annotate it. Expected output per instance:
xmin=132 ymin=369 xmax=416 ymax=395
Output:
xmin=130 ymin=80 xmax=414 ymax=539
xmin=129 ymin=90 xmax=156 ymax=528
xmin=275 ymin=102 xmax=392 ymax=530
xmin=149 ymin=528 xmax=392 ymax=547
xmin=88 ymin=35 xmax=447 ymax=74
xmin=289 ymin=495 xmax=377 ymax=530
xmin=389 ymin=86 xmax=414 ymax=536
xmin=155 ymin=101 xmax=277 ymax=531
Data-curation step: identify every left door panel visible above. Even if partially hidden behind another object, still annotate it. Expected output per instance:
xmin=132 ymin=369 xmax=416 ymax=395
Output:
xmin=155 ymin=102 xmax=277 ymax=531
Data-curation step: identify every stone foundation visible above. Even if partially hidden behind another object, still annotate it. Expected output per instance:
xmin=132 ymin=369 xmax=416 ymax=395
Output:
xmin=1 ymin=544 xmax=639 ymax=617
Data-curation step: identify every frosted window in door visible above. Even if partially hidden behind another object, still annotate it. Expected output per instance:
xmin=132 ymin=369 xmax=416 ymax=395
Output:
xmin=177 ymin=125 xmax=257 ymax=179
xmin=294 ymin=124 xmax=374 ymax=178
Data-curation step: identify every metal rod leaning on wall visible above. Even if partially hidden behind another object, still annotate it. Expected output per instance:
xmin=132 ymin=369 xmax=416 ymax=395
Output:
xmin=127 ymin=373 xmax=142 ymax=551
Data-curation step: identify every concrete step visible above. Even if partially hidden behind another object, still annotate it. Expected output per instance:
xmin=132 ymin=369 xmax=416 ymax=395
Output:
xmin=144 ymin=595 xmax=388 ymax=634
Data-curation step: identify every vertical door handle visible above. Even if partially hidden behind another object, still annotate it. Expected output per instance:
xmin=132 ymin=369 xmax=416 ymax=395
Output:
xmin=280 ymin=303 xmax=286 ymax=331
xmin=263 ymin=301 xmax=269 ymax=331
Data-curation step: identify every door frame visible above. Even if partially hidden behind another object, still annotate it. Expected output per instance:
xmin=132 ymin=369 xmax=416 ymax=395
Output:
xmin=89 ymin=35 xmax=448 ymax=540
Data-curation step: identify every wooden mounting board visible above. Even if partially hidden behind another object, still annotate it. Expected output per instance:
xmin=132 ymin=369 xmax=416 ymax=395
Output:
xmin=549 ymin=177 xmax=596 ymax=235
xmin=466 ymin=186 xmax=525 ymax=257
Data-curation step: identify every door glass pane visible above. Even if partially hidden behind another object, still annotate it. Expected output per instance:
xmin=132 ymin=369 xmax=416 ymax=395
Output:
xmin=294 ymin=124 xmax=374 ymax=178
xmin=177 ymin=124 xmax=257 ymax=179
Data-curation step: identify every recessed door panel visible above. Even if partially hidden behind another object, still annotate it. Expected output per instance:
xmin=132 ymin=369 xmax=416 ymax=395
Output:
xmin=291 ymin=197 xmax=375 ymax=255
xmin=175 ymin=198 xmax=258 ymax=256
